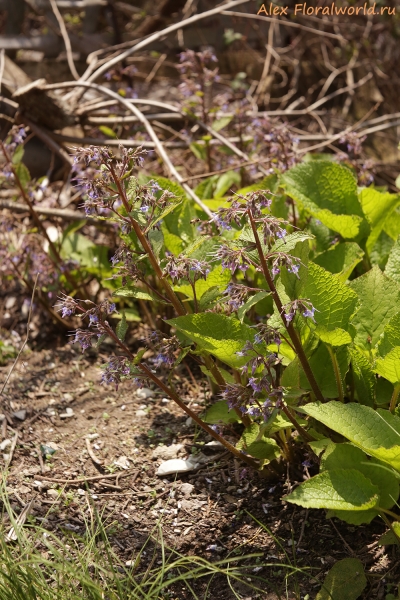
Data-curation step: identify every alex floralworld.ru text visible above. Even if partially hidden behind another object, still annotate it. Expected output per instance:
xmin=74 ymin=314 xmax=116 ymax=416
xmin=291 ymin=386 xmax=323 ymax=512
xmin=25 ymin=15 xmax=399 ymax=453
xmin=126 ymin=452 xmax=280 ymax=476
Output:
xmin=257 ymin=3 xmax=396 ymax=16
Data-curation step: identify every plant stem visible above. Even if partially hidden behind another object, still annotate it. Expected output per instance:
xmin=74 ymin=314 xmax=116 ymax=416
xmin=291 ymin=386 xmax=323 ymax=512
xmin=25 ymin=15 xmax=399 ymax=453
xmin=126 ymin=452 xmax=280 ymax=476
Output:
xmin=102 ymin=323 xmax=259 ymax=469
xmin=326 ymin=345 xmax=344 ymax=403
xmin=281 ymin=405 xmax=315 ymax=442
xmin=390 ymin=384 xmax=400 ymax=414
xmin=110 ymin=165 xmax=186 ymax=317
xmin=247 ymin=208 xmax=324 ymax=403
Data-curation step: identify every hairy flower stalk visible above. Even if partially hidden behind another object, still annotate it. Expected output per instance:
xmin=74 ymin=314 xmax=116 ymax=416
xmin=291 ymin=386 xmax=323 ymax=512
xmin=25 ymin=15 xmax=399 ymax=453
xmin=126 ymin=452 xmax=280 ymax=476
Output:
xmin=108 ymin=164 xmax=187 ymax=317
xmin=247 ymin=207 xmax=324 ymax=419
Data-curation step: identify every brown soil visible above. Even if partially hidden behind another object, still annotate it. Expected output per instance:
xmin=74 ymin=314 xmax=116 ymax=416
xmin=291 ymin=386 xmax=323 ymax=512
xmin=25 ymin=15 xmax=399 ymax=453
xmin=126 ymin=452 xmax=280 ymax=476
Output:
xmin=1 ymin=342 xmax=399 ymax=600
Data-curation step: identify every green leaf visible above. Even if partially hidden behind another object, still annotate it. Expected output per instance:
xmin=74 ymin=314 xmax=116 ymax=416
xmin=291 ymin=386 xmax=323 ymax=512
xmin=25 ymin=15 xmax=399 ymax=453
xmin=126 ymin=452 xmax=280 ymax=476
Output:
xmin=313 ymin=242 xmax=364 ymax=282
xmin=302 ymin=262 xmax=359 ymax=332
xmin=11 ymin=144 xmax=24 ymax=165
xmin=14 ymin=163 xmax=31 ymax=189
xmin=214 ymin=171 xmax=241 ymax=198
xmin=359 ymin=187 xmax=400 ymax=254
xmin=285 ymin=469 xmax=380 ymax=511
xmin=174 ymin=265 xmax=231 ymax=302
xmin=148 ymin=229 xmax=164 ymax=259
xmin=349 ymin=266 xmax=400 ymax=350
xmin=203 ymin=401 xmax=240 ymax=425
xmin=167 ymin=313 xmax=256 ymax=368
xmin=199 ymin=286 xmax=222 ymax=309
xmin=315 ymin=327 xmax=352 ymax=346
xmin=321 ymin=442 xmax=399 ymax=523
xmin=281 ymin=161 xmax=367 ymax=239
xmin=116 ymin=311 xmax=128 ymax=342
xmin=113 ymin=307 xmax=140 ymax=322
xmin=60 ymin=232 xmax=110 ymax=276
xmin=378 ymin=521 xmax=400 ymax=546
xmin=349 ymin=346 xmax=376 ymax=407
xmin=190 ymin=142 xmax=207 ymax=161
xmin=237 ymin=291 xmax=269 ymax=323
xmin=384 ymin=208 xmax=400 ymax=240
xmin=282 ymin=344 xmax=350 ymax=398
xmin=194 ymin=175 xmax=218 ymax=200
xmin=145 ymin=176 xmax=186 ymax=201
xmin=377 ymin=312 xmax=400 ymax=357
xmin=98 ymin=125 xmax=118 ymax=139
xmin=316 ymin=558 xmax=367 ymax=600
xmin=246 ymin=438 xmax=280 ymax=462
xmin=385 ymin=236 xmax=400 ymax=284
xmin=211 ymin=116 xmax=233 ymax=131
xmin=113 ymin=286 xmax=159 ymax=302
xmin=375 ymin=347 xmax=400 ymax=384
xmin=299 ymin=402 xmax=400 ymax=472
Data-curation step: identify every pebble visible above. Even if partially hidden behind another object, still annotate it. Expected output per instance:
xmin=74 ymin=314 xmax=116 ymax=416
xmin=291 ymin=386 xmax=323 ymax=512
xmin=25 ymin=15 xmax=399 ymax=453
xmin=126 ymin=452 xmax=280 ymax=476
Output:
xmin=156 ymin=457 xmax=200 ymax=476
xmin=151 ymin=444 xmax=183 ymax=461
xmin=59 ymin=407 xmax=74 ymax=419
xmin=0 ymin=439 xmax=11 ymax=451
xmin=85 ymin=433 xmax=99 ymax=440
xmin=46 ymin=489 xmax=59 ymax=498
xmin=13 ymin=410 xmax=27 ymax=421
xmin=180 ymin=483 xmax=194 ymax=497
xmin=114 ymin=456 xmax=130 ymax=470
xmin=135 ymin=409 xmax=147 ymax=418
xmin=136 ymin=388 xmax=155 ymax=399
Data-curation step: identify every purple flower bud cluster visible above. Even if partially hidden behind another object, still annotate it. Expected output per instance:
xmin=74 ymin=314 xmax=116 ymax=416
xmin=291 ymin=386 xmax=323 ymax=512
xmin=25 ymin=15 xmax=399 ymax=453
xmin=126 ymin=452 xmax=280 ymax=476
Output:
xmin=101 ymin=355 xmax=131 ymax=389
xmin=222 ymin=283 xmax=263 ymax=313
xmin=109 ymin=244 xmax=144 ymax=285
xmin=282 ymin=299 xmax=317 ymax=325
xmin=163 ymin=255 xmax=210 ymax=283
xmin=177 ymin=49 xmax=220 ymax=109
xmin=148 ymin=332 xmax=180 ymax=370
xmin=245 ymin=117 xmax=299 ymax=173
xmin=212 ymin=245 xmax=252 ymax=275
xmin=268 ymin=252 xmax=301 ymax=280
xmin=1 ymin=126 xmax=28 ymax=182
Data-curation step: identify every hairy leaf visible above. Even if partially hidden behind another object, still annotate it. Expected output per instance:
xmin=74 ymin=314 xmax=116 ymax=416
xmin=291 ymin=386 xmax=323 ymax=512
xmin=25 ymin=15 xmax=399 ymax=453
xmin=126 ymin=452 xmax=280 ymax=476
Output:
xmin=300 ymin=402 xmax=400 ymax=471
xmin=285 ymin=469 xmax=379 ymax=511
xmin=316 ymin=558 xmax=367 ymax=600
xmin=349 ymin=266 xmax=400 ymax=350
xmin=313 ymin=242 xmax=364 ymax=282
xmin=167 ymin=313 xmax=256 ymax=368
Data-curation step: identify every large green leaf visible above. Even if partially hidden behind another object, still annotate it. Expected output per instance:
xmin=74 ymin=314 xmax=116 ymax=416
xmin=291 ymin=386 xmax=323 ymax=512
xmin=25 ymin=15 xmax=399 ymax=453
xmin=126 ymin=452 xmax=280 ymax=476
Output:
xmin=316 ymin=558 xmax=367 ymax=600
xmin=313 ymin=242 xmax=364 ymax=282
xmin=349 ymin=346 xmax=376 ymax=407
xmin=60 ymin=232 xmax=110 ymax=276
xmin=385 ymin=236 xmax=400 ymax=284
xmin=375 ymin=347 xmax=400 ymax=384
xmin=203 ymin=401 xmax=240 ymax=425
xmin=300 ymin=402 xmax=400 ymax=472
xmin=282 ymin=161 xmax=367 ymax=239
xmin=302 ymin=262 xmax=359 ymax=331
xmin=174 ymin=265 xmax=231 ymax=301
xmin=377 ymin=312 xmax=400 ymax=357
xmin=281 ymin=344 xmax=349 ymax=398
xmin=321 ymin=443 xmax=399 ymax=524
xmin=285 ymin=469 xmax=379 ymax=511
xmin=214 ymin=171 xmax=241 ymax=198
xmin=359 ymin=187 xmax=400 ymax=254
xmin=167 ymin=313 xmax=255 ymax=368
xmin=349 ymin=266 xmax=400 ymax=350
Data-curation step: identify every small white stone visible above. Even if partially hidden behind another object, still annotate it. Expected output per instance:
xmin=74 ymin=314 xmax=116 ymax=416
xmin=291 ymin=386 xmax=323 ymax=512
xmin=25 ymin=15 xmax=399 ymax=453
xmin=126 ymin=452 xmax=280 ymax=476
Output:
xmin=135 ymin=409 xmax=147 ymax=418
xmin=114 ymin=456 xmax=130 ymax=470
xmin=136 ymin=388 xmax=155 ymax=399
xmin=156 ymin=458 xmax=200 ymax=476
xmin=47 ymin=489 xmax=59 ymax=498
xmin=85 ymin=433 xmax=99 ymax=440
xmin=151 ymin=443 xmax=183 ymax=461
xmin=180 ymin=482 xmax=195 ymax=497
xmin=0 ymin=439 xmax=11 ymax=451
xmin=185 ymin=417 xmax=193 ymax=427
xmin=59 ymin=407 xmax=74 ymax=419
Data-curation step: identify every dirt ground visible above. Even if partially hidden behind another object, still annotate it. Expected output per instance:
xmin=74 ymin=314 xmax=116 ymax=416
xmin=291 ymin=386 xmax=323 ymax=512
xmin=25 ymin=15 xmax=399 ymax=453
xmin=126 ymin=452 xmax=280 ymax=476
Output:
xmin=0 ymin=335 xmax=399 ymax=600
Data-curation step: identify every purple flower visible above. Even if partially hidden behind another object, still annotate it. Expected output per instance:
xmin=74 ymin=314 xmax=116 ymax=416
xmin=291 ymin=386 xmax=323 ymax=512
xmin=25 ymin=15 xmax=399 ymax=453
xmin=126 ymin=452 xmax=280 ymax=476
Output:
xmin=303 ymin=307 xmax=316 ymax=321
